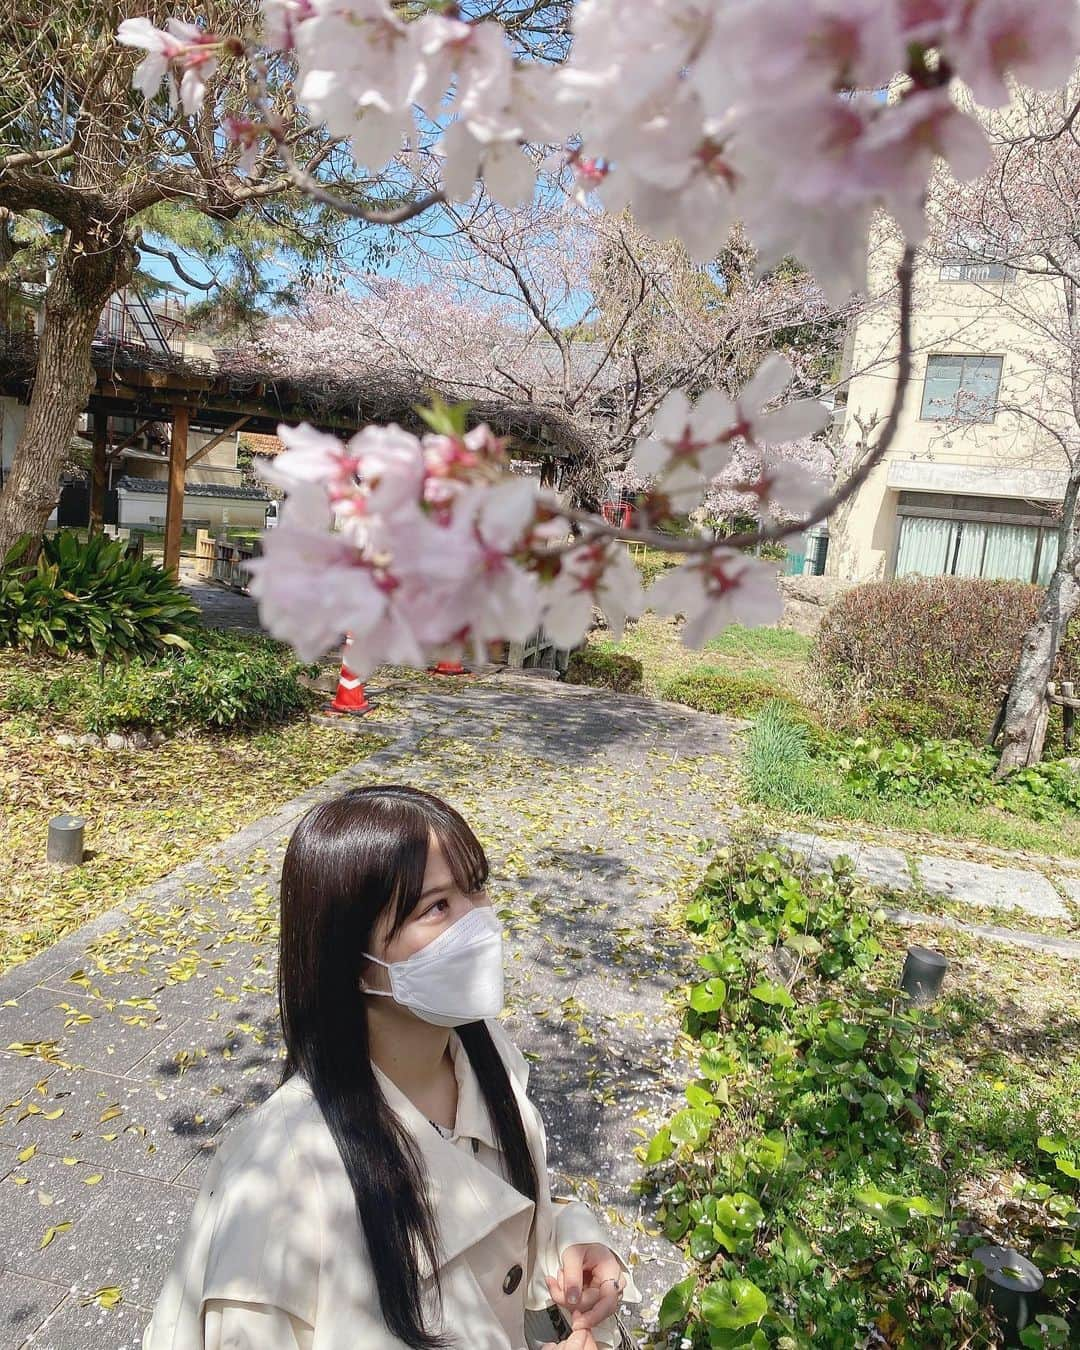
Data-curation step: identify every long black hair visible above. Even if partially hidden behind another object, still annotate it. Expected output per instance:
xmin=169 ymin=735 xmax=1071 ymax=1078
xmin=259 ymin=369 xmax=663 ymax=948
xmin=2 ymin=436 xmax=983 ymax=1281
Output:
xmin=277 ymin=784 xmax=538 ymax=1349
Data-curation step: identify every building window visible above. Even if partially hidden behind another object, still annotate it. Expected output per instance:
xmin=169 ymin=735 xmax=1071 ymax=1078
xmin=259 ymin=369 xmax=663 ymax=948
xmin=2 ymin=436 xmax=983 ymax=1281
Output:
xmin=895 ymin=503 xmax=1061 ymax=587
xmin=920 ymin=354 xmax=1003 ymax=422
xmin=939 ymin=258 xmax=1016 ymax=283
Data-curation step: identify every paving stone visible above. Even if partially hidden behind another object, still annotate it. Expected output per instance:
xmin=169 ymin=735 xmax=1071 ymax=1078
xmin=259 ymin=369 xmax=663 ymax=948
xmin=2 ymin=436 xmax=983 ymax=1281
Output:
xmin=20 ymin=1292 xmax=150 ymax=1350
xmin=0 ymin=1063 xmax=238 ymax=1184
xmin=0 ymin=1273 xmax=66 ymax=1350
xmin=915 ymin=855 xmax=1068 ymax=919
xmin=0 ymin=985 xmax=178 ymax=1077
xmin=19 ymin=1172 xmax=199 ymax=1309
xmin=778 ymin=831 xmax=913 ymax=891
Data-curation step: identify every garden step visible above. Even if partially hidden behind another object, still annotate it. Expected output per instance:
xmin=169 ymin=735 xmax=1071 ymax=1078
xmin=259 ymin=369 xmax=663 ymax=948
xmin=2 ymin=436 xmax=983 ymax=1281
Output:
xmin=777 ymin=830 xmax=1070 ymax=920
xmin=883 ymin=907 xmax=1080 ymax=960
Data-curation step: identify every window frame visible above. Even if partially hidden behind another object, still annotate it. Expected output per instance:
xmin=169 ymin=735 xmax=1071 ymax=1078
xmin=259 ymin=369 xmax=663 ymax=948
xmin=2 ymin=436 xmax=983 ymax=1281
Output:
xmin=938 ymin=258 xmax=1016 ymax=284
xmin=919 ymin=353 xmax=1004 ymax=424
xmin=891 ymin=496 xmax=1062 ymax=586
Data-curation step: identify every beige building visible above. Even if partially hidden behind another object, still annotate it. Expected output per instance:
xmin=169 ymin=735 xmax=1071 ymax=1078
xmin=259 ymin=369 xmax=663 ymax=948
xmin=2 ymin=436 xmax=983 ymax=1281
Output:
xmin=828 ymin=242 xmax=1070 ymax=587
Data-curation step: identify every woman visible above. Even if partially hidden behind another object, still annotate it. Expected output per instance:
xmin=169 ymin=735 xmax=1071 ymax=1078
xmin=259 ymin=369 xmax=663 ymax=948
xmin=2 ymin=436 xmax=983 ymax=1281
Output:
xmin=144 ymin=784 xmax=640 ymax=1350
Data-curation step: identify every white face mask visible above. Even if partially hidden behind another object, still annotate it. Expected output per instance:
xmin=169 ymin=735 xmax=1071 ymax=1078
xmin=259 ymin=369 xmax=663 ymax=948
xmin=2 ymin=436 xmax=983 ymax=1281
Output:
xmin=361 ymin=907 xmax=505 ymax=1028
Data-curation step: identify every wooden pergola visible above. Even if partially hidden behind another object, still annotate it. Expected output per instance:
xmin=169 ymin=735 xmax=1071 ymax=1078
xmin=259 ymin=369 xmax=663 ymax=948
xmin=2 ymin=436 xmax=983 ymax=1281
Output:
xmin=1 ymin=332 xmax=581 ymax=577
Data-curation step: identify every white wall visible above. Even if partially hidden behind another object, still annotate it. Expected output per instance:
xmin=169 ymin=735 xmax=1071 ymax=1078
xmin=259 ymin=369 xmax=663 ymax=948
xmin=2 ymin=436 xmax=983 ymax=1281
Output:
xmin=117 ymin=489 xmax=268 ymax=531
xmin=0 ymin=397 xmax=27 ymax=475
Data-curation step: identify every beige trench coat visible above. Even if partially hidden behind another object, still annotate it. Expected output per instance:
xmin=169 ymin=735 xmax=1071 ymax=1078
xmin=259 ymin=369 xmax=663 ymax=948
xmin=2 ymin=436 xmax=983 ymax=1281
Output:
xmin=143 ymin=1022 xmax=640 ymax=1350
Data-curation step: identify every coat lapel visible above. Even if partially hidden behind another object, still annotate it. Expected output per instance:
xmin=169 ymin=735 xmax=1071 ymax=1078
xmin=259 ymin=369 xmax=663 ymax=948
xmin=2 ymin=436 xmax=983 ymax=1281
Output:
xmin=372 ymin=1051 xmax=537 ymax=1278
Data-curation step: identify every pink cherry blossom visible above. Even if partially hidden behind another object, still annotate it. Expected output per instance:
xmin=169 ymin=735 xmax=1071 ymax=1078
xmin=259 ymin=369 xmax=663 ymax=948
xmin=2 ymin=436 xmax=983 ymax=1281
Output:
xmin=262 ymin=0 xmax=316 ymax=52
xmin=117 ymin=17 xmax=219 ymax=115
xmin=710 ymin=0 xmax=903 ymax=108
xmin=861 ymin=90 xmax=992 ymax=240
xmin=747 ymin=459 xmax=827 ymax=517
xmin=542 ymin=541 xmax=646 ymax=648
xmin=649 ymin=550 xmax=784 ymax=647
xmin=244 ymin=518 xmax=387 ymax=662
xmin=945 ymin=0 xmax=1080 ymax=108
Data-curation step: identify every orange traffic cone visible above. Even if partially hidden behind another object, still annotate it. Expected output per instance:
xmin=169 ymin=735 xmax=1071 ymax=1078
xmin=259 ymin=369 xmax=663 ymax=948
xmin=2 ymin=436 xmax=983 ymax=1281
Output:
xmin=327 ymin=637 xmax=372 ymax=715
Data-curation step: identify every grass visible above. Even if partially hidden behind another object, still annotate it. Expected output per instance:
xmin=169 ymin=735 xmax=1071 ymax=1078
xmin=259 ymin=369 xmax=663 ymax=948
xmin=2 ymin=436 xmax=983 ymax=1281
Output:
xmin=0 ymin=646 xmax=388 ymax=976
xmin=745 ymin=701 xmax=1080 ymax=859
xmin=592 ymin=612 xmax=814 ymax=698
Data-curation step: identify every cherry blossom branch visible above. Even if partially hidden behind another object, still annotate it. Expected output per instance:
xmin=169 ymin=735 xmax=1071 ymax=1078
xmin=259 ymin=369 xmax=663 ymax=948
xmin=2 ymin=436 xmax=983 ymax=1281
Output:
xmin=537 ymin=246 xmax=916 ymax=556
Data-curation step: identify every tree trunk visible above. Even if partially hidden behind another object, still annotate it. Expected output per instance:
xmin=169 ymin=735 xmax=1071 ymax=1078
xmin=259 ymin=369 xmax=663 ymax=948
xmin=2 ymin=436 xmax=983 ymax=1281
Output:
xmin=0 ymin=229 xmax=135 ymax=559
xmin=997 ymin=470 xmax=1080 ymax=774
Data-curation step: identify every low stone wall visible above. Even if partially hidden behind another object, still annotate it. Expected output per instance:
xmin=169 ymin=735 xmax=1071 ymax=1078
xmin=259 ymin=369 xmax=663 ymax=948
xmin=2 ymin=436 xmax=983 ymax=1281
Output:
xmin=778 ymin=574 xmax=856 ymax=637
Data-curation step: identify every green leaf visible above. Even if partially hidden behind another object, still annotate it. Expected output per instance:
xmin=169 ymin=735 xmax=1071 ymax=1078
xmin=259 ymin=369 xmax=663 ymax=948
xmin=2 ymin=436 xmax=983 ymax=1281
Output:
xmin=414 ymin=395 xmax=472 ymax=437
xmin=700 ymin=1049 xmax=738 ymax=1081
xmin=750 ymin=981 xmax=794 ymax=1009
xmin=658 ymin=1275 xmax=696 ymax=1331
xmin=1055 ymin=1157 xmax=1080 ymax=1180
xmin=669 ymin=1107 xmax=716 ymax=1150
xmin=712 ymin=1193 xmax=765 ymax=1236
xmin=645 ymin=1127 xmax=673 ymax=1166
xmin=701 ymin=1277 xmax=768 ymax=1330
xmin=690 ymin=978 xmax=727 ymax=1013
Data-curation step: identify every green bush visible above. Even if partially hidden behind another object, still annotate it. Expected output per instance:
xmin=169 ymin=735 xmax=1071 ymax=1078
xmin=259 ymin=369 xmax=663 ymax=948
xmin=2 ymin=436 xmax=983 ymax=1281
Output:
xmin=834 ymin=736 xmax=1004 ymax=808
xmin=565 ymin=646 xmax=644 ymax=693
xmin=81 ymin=630 xmax=315 ymax=734
xmin=815 ymin=576 xmax=1080 ymax=743
xmin=662 ymin=667 xmax=797 ymax=718
xmin=860 ymin=691 xmax=986 ymax=742
xmin=0 ymin=530 xmax=199 ymax=660
xmin=644 ymin=847 xmax=1080 ymax=1347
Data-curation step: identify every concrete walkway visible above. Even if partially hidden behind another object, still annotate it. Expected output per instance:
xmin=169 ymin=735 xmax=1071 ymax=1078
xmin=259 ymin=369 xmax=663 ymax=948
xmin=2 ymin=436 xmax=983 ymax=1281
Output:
xmin=0 ymin=680 xmax=734 ymax=1349
xmin=3 ymin=653 xmax=1079 ymax=1346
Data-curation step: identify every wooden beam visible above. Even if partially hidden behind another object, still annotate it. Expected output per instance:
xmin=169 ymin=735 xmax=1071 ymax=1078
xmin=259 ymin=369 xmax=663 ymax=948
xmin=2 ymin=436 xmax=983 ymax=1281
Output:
xmin=106 ymin=418 xmax=157 ymax=460
xmin=186 ymin=415 xmax=251 ymax=467
xmin=89 ymin=413 xmax=108 ymax=536
xmin=164 ymin=405 xmax=188 ymax=578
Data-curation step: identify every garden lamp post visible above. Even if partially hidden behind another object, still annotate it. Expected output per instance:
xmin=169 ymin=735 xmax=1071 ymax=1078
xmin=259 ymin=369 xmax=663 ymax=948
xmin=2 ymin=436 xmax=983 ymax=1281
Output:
xmin=46 ymin=813 xmax=85 ymax=867
xmin=972 ymin=1245 xmax=1044 ymax=1346
xmin=900 ymin=946 xmax=948 ymax=1005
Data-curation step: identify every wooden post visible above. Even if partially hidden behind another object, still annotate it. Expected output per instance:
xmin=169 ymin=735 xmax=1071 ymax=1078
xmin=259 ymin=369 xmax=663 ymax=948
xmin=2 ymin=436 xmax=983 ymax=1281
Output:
xmin=164 ymin=405 xmax=188 ymax=578
xmin=89 ymin=412 xmax=108 ymax=536
xmin=1063 ymin=681 xmax=1077 ymax=753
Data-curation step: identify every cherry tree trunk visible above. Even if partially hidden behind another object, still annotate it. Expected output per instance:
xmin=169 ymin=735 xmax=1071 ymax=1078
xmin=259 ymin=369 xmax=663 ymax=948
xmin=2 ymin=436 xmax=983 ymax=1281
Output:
xmin=0 ymin=232 xmax=134 ymax=560
xmin=997 ymin=472 xmax=1080 ymax=773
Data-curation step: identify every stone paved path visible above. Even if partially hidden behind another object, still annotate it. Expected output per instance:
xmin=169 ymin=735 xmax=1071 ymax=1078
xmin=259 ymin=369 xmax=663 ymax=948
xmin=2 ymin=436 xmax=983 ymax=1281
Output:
xmin=0 ymin=680 xmax=736 ymax=1350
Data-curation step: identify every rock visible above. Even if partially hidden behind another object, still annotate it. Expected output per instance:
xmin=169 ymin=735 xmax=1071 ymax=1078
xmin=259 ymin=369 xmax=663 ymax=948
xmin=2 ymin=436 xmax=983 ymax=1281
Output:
xmin=77 ymin=733 xmax=101 ymax=747
xmin=105 ymin=732 xmax=128 ymax=750
xmin=149 ymin=730 xmax=167 ymax=747
xmin=777 ymin=574 xmax=855 ymax=636
xmin=55 ymin=733 xmax=78 ymax=747
xmin=131 ymin=731 xmax=150 ymax=749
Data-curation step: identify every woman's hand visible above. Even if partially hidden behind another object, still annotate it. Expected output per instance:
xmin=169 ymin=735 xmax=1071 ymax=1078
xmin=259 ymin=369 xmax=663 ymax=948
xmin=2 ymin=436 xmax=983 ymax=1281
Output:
xmin=546 ymin=1243 xmax=626 ymax=1331
xmin=540 ymin=1329 xmax=600 ymax=1350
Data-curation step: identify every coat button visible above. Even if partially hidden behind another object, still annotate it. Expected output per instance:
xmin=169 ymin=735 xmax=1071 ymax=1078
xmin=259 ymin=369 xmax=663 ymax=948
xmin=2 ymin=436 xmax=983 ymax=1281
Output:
xmin=502 ymin=1264 xmax=523 ymax=1295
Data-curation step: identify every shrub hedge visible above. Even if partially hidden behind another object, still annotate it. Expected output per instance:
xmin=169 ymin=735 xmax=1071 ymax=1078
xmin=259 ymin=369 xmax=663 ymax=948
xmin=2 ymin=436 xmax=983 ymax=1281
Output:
xmin=564 ymin=646 xmax=644 ymax=693
xmin=0 ymin=530 xmax=199 ymax=660
xmin=815 ymin=576 xmax=1080 ymax=741
xmin=0 ymin=630 xmax=317 ymax=734
xmin=661 ymin=667 xmax=797 ymax=718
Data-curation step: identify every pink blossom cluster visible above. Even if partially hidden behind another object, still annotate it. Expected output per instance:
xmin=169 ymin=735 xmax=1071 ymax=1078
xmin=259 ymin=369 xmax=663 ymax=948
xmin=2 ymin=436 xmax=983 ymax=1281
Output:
xmin=244 ymin=355 xmax=823 ymax=665
xmin=113 ymin=0 xmax=1080 ymax=667
xmin=120 ymin=1 xmax=1079 ymax=294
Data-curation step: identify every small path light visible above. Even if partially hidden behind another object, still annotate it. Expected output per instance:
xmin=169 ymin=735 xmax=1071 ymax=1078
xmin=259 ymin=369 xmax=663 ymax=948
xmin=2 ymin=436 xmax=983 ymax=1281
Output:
xmin=47 ymin=813 xmax=85 ymax=867
xmin=900 ymin=945 xmax=948 ymax=1005
xmin=973 ymin=1245 xmax=1044 ymax=1346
